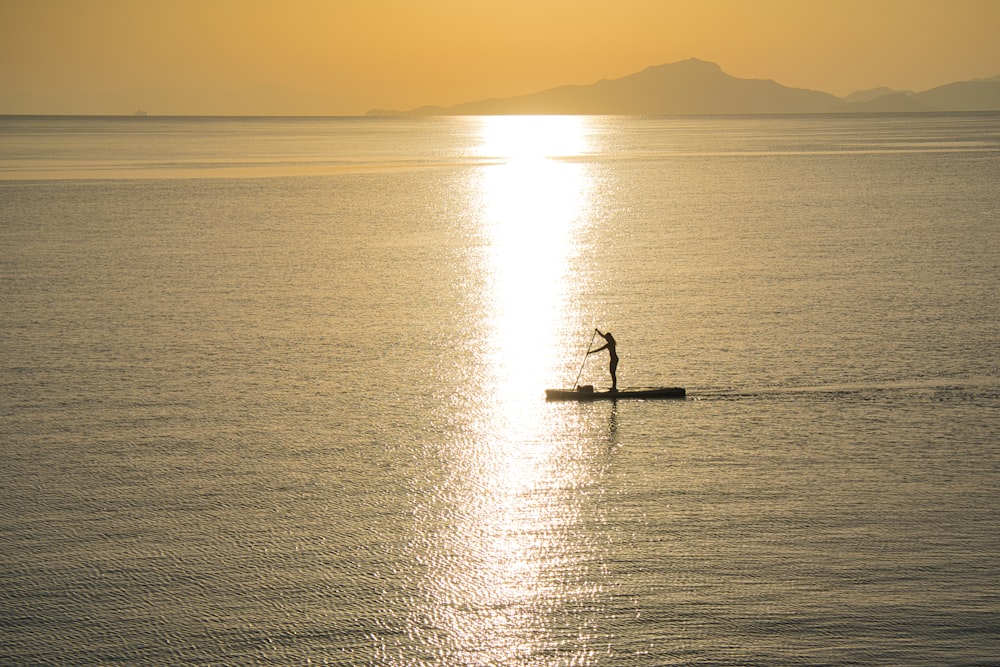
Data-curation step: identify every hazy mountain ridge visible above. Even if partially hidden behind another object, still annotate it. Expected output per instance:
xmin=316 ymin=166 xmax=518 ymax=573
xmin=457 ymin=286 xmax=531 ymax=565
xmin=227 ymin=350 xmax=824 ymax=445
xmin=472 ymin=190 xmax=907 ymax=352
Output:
xmin=368 ymin=59 xmax=1000 ymax=116
xmin=842 ymin=87 xmax=915 ymax=103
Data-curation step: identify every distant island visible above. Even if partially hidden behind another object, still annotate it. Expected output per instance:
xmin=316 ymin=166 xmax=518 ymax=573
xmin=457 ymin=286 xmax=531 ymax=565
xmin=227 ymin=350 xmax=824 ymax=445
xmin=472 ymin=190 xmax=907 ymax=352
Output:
xmin=368 ymin=58 xmax=1000 ymax=116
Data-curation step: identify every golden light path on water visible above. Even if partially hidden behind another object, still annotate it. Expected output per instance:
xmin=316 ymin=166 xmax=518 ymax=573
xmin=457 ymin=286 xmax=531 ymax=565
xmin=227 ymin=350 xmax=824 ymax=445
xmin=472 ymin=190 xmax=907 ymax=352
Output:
xmin=410 ymin=116 xmax=610 ymax=664
xmin=478 ymin=116 xmax=590 ymax=395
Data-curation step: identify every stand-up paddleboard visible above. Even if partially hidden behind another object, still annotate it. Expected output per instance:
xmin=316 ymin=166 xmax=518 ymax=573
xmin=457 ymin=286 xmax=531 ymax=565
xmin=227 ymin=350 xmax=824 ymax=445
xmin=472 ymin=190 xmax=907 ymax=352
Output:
xmin=554 ymin=328 xmax=684 ymax=401
xmin=545 ymin=386 xmax=685 ymax=401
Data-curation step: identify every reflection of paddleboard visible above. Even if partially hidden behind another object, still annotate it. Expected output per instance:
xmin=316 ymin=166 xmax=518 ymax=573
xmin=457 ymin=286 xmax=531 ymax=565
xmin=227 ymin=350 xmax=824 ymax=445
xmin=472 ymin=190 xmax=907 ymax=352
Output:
xmin=545 ymin=386 xmax=686 ymax=401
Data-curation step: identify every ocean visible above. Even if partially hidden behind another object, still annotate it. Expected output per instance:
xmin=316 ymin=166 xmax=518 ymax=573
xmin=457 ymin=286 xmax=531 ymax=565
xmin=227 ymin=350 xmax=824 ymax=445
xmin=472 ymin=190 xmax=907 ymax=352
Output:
xmin=1 ymin=113 xmax=998 ymax=665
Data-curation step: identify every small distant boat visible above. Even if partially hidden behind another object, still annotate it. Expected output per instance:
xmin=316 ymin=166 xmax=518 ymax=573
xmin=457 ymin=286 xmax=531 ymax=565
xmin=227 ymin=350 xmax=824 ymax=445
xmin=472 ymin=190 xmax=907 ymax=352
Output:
xmin=133 ymin=110 xmax=148 ymax=116
xmin=545 ymin=385 xmax=686 ymax=401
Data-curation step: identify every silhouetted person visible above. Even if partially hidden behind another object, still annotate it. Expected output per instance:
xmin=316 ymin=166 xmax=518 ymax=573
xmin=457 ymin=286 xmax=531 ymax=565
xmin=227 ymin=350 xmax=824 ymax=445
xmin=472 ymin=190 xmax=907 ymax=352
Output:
xmin=588 ymin=329 xmax=618 ymax=391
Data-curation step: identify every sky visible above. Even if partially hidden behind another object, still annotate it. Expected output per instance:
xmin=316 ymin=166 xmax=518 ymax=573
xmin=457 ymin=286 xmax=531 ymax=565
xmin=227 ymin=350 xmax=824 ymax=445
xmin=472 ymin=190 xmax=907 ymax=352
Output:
xmin=2 ymin=0 xmax=999 ymax=116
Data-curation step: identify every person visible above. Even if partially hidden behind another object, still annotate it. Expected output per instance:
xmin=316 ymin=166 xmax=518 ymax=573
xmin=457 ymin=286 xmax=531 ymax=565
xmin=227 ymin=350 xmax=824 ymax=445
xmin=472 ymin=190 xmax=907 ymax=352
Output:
xmin=587 ymin=329 xmax=618 ymax=391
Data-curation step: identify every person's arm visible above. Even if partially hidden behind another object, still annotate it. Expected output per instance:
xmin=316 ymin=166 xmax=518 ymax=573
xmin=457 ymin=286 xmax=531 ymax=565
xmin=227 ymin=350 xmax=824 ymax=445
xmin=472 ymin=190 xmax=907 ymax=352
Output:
xmin=588 ymin=343 xmax=608 ymax=355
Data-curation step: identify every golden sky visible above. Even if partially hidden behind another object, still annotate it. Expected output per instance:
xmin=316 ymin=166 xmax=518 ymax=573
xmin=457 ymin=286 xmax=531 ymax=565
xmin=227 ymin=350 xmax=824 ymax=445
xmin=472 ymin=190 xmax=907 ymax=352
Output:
xmin=2 ymin=0 xmax=998 ymax=115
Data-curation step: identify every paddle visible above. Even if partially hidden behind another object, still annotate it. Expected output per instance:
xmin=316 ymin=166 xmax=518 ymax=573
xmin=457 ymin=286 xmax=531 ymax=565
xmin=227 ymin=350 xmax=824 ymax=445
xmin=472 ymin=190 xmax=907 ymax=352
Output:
xmin=573 ymin=328 xmax=599 ymax=390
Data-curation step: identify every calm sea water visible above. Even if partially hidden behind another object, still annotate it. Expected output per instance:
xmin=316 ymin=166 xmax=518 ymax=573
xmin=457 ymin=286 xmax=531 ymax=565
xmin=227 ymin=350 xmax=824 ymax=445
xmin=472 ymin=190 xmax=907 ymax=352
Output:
xmin=1 ymin=113 xmax=998 ymax=665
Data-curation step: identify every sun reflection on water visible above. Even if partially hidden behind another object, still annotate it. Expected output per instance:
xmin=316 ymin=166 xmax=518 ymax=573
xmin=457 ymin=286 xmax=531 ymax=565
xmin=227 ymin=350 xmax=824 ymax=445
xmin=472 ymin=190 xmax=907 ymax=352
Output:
xmin=409 ymin=116 xmax=608 ymax=664
xmin=477 ymin=116 xmax=591 ymax=394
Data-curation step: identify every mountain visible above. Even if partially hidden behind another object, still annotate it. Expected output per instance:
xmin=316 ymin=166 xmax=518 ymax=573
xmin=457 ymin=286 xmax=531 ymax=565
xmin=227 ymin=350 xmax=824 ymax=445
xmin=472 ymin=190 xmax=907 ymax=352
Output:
xmin=911 ymin=79 xmax=1000 ymax=111
xmin=372 ymin=59 xmax=842 ymax=116
xmin=847 ymin=76 xmax=1000 ymax=112
xmin=443 ymin=59 xmax=845 ymax=115
xmin=846 ymin=92 xmax=930 ymax=113
xmin=842 ymin=87 xmax=915 ymax=103
xmin=368 ymin=59 xmax=1000 ymax=116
